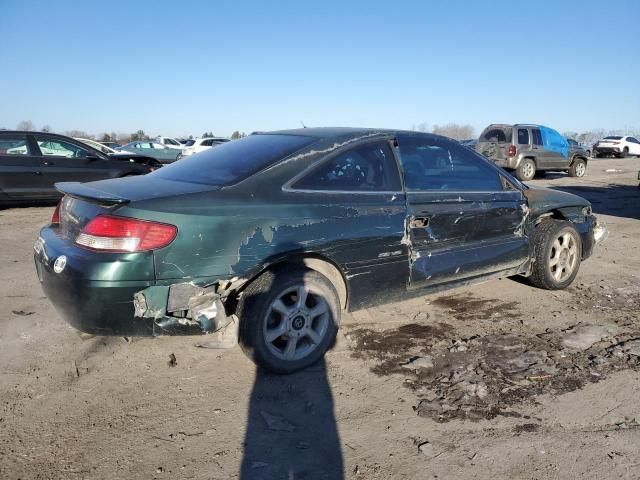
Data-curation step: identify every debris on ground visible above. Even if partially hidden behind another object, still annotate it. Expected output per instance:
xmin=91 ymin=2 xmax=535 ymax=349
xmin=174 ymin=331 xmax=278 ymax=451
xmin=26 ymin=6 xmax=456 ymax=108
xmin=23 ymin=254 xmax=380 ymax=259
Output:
xmin=168 ymin=353 xmax=177 ymax=367
xmin=12 ymin=310 xmax=34 ymax=316
xmin=561 ymin=324 xmax=611 ymax=350
xmin=348 ymin=290 xmax=640 ymax=422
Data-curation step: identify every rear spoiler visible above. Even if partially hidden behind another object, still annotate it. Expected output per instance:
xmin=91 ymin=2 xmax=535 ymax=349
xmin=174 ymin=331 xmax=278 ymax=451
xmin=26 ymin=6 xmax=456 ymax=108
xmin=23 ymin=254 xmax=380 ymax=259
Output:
xmin=55 ymin=182 xmax=130 ymax=205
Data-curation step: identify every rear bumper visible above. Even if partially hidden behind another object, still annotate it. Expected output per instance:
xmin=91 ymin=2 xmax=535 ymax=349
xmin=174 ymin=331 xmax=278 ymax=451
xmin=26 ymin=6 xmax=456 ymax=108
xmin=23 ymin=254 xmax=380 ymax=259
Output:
xmin=594 ymin=147 xmax=620 ymax=154
xmin=491 ymin=157 xmax=520 ymax=170
xmin=34 ymin=226 xmax=155 ymax=336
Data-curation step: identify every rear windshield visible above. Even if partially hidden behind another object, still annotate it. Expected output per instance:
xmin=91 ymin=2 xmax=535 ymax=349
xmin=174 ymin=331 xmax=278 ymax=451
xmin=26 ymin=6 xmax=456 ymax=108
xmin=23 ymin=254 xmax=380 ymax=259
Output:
xmin=604 ymin=136 xmax=622 ymax=140
xmin=184 ymin=140 xmax=195 ymax=146
xmin=479 ymin=126 xmax=513 ymax=143
xmin=153 ymin=134 xmax=316 ymax=186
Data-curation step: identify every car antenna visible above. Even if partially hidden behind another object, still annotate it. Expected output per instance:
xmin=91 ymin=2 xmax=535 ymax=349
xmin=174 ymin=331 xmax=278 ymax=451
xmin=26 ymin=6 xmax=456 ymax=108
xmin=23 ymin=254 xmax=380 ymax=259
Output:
xmin=300 ymin=120 xmax=307 ymax=128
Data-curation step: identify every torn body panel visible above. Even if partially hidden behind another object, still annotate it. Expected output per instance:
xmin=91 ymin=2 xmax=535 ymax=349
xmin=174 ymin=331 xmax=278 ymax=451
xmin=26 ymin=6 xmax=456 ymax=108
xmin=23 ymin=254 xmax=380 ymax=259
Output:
xmin=134 ymin=281 xmax=237 ymax=336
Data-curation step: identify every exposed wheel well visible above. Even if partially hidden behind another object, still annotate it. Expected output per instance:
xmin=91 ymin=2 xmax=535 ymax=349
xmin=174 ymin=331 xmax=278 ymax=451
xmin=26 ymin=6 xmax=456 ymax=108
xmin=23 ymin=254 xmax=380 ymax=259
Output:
xmin=571 ymin=155 xmax=588 ymax=165
xmin=241 ymin=254 xmax=349 ymax=310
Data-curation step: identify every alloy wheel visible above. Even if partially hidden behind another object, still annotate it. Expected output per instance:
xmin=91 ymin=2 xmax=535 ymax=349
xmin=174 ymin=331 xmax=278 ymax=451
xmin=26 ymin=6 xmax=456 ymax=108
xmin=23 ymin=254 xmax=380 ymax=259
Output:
xmin=549 ymin=232 xmax=578 ymax=282
xmin=262 ymin=285 xmax=330 ymax=362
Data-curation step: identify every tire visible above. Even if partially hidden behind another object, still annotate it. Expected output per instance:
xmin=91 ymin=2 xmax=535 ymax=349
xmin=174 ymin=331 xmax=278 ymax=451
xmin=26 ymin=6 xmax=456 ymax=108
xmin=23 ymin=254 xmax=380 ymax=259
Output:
xmin=176 ymin=153 xmax=183 ymax=161
xmin=620 ymin=147 xmax=628 ymax=158
xmin=568 ymin=158 xmax=587 ymax=177
xmin=529 ymin=220 xmax=582 ymax=290
xmin=237 ymin=267 xmax=340 ymax=374
xmin=516 ymin=158 xmax=536 ymax=181
xmin=594 ymin=152 xmax=603 ymax=158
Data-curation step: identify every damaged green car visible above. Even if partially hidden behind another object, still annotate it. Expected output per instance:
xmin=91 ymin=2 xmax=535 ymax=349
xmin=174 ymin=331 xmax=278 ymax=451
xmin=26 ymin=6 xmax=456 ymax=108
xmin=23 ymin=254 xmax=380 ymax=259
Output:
xmin=34 ymin=128 xmax=607 ymax=372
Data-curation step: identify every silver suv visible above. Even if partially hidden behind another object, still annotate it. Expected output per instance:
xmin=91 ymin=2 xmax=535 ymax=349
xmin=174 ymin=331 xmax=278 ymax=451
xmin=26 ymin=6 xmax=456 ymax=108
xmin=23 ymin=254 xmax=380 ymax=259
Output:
xmin=476 ymin=124 xmax=588 ymax=181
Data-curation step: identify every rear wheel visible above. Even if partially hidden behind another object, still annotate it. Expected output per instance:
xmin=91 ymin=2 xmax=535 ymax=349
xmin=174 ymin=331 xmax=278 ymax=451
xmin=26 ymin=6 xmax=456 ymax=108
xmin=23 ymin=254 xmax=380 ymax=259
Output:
xmin=619 ymin=147 xmax=628 ymax=158
xmin=238 ymin=267 xmax=340 ymax=373
xmin=516 ymin=158 xmax=536 ymax=181
xmin=529 ymin=220 xmax=582 ymax=290
xmin=568 ymin=158 xmax=586 ymax=177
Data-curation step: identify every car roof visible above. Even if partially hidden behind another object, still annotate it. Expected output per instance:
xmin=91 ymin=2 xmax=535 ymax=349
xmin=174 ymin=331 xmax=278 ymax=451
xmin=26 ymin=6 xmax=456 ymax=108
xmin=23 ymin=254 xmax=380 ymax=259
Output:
xmin=261 ymin=126 xmax=434 ymax=140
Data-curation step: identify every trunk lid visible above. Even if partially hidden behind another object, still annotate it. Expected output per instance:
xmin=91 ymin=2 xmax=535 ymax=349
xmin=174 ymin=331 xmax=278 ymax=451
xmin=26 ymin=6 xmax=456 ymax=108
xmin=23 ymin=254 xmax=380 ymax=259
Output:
xmin=55 ymin=175 xmax=219 ymax=240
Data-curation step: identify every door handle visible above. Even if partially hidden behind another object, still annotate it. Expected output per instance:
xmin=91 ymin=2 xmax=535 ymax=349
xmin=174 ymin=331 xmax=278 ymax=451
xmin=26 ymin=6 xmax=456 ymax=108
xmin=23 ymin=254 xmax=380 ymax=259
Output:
xmin=43 ymin=161 xmax=54 ymax=166
xmin=33 ymin=171 xmax=42 ymax=175
xmin=410 ymin=216 xmax=430 ymax=228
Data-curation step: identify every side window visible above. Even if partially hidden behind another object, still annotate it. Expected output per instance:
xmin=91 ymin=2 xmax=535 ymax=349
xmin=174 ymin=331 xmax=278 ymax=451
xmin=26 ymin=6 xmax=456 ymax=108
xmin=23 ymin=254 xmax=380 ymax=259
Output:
xmin=532 ymin=129 xmax=543 ymax=146
xmin=0 ymin=135 xmax=30 ymax=155
xmin=34 ymin=136 xmax=90 ymax=158
xmin=629 ymin=137 xmax=639 ymax=144
xmin=517 ymin=129 xmax=530 ymax=145
xmin=292 ymin=141 xmax=401 ymax=191
xmin=166 ymin=138 xmax=179 ymax=146
xmin=398 ymin=135 xmax=503 ymax=191
xmin=203 ymin=140 xmax=212 ymax=146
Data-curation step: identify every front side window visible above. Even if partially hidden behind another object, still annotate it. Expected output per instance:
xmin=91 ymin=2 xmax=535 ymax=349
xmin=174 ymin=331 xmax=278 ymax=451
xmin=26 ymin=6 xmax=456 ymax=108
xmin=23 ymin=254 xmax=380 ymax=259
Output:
xmin=292 ymin=141 xmax=401 ymax=191
xmin=0 ymin=135 xmax=30 ymax=155
xmin=398 ymin=135 xmax=503 ymax=191
xmin=532 ymin=129 xmax=543 ymax=146
xmin=165 ymin=138 xmax=179 ymax=146
xmin=517 ymin=128 xmax=530 ymax=145
xmin=35 ymin=136 xmax=91 ymax=158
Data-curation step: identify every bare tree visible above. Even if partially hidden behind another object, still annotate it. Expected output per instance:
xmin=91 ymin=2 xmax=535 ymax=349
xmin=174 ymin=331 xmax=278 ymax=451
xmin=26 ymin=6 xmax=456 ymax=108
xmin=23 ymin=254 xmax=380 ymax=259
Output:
xmin=230 ymin=131 xmax=246 ymax=139
xmin=64 ymin=130 xmax=92 ymax=139
xmin=431 ymin=123 xmax=475 ymax=140
xmin=17 ymin=120 xmax=35 ymax=131
xmin=41 ymin=125 xmax=51 ymax=133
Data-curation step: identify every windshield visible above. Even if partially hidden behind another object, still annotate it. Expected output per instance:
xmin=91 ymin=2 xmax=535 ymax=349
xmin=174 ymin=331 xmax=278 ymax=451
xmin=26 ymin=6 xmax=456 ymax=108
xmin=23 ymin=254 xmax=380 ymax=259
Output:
xmin=479 ymin=126 xmax=513 ymax=143
xmin=184 ymin=140 xmax=195 ymax=146
xmin=153 ymin=134 xmax=317 ymax=186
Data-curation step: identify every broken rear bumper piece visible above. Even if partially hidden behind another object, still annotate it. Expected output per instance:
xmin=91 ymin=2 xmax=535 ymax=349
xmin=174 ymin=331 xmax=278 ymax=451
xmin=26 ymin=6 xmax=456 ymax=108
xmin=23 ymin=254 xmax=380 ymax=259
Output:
xmin=133 ymin=279 xmax=242 ymax=336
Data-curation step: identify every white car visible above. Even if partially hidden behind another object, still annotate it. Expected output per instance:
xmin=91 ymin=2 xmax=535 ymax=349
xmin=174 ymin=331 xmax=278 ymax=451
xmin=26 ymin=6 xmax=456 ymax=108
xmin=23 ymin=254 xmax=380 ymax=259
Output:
xmin=75 ymin=138 xmax=134 ymax=155
xmin=593 ymin=136 xmax=640 ymax=158
xmin=155 ymin=136 xmax=184 ymax=150
xmin=182 ymin=137 xmax=230 ymax=157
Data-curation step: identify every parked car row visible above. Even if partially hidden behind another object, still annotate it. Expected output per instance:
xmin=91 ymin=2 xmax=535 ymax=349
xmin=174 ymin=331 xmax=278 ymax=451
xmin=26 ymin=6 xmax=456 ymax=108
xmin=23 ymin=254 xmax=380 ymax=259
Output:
xmin=0 ymin=131 xmax=160 ymax=203
xmin=469 ymin=124 xmax=639 ymax=180
xmin=475 ymin=124 xmax=589 ymax=181
xmin=33 ymin=127 xmax=607 ymax=373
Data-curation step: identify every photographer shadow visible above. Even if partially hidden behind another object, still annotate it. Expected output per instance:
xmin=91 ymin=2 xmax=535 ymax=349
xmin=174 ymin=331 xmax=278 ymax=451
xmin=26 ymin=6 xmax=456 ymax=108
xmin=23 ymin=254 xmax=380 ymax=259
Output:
xmin=240 ymin=358 xmax=344 ymax=479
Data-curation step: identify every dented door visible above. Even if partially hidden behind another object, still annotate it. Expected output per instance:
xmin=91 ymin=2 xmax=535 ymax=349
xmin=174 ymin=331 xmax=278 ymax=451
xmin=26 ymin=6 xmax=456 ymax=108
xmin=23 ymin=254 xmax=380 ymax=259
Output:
xmin=397 ymin=134 xmax=529 ymax=289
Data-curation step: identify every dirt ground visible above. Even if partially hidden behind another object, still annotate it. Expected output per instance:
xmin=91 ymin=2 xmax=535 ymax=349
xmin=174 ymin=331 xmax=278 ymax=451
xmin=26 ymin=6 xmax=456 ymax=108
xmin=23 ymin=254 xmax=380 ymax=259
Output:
xmin=1 ymin=156 xmax=639 ymax=480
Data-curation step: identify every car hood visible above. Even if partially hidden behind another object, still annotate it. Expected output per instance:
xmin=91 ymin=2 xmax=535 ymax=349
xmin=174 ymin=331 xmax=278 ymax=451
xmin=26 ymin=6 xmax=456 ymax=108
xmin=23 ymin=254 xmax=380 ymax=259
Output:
xmin=56 ymin=175 xmax=219 ymax=204
xmin=523 ymin=185 xmax=590 ymax=216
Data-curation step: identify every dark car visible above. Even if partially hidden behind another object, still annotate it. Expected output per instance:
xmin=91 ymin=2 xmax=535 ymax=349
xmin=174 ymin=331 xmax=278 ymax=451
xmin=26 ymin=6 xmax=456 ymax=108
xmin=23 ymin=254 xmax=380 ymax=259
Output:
xmin=0 ymin=131 xmax=158 ymax=204
xmin=34 ymin=128 xmax=607 ymax=373
xmin=566 ymin=138 xmax=591 ymax=158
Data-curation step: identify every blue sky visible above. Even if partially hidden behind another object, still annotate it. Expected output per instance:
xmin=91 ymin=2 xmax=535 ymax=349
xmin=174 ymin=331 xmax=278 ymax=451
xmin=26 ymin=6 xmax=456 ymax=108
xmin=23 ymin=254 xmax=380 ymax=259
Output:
xmin=1 ymin=0 xmax=639 ymax=138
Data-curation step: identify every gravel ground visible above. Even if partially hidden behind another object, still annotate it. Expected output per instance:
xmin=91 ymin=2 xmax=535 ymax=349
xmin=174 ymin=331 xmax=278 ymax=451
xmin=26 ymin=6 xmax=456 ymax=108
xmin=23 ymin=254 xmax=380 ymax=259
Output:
xmin=1 ymin=156 xmax=639 ymax=479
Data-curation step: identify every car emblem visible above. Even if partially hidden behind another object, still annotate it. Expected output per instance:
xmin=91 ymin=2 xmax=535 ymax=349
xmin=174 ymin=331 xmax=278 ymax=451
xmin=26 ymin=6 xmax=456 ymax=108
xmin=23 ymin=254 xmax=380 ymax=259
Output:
xmin=53 ymin=255 xmax=67 ymax=274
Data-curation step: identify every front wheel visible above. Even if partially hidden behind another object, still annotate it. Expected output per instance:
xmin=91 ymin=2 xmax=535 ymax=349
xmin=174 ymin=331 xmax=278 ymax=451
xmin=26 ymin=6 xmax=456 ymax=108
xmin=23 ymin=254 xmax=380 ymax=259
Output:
xmin=516 ymin=158 xmax=536 ymax=181
xmin=529 ymin=220 xmax=582 ymax=290
xmin=569 ymin=158 xmax=587 ymax=177
xmin=238 ymin=267 xmax=340 ymax=373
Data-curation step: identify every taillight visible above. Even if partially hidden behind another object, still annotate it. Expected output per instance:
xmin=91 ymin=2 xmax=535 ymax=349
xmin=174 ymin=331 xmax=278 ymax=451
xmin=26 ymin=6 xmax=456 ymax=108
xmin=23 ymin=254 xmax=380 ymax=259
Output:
xmin=508 ymin=145 xmax=517 ymax=157
xmin=51 ymin=201 xmax=61 ymax=225
xmin=75 ymin=215 xmax=177 ymax=252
